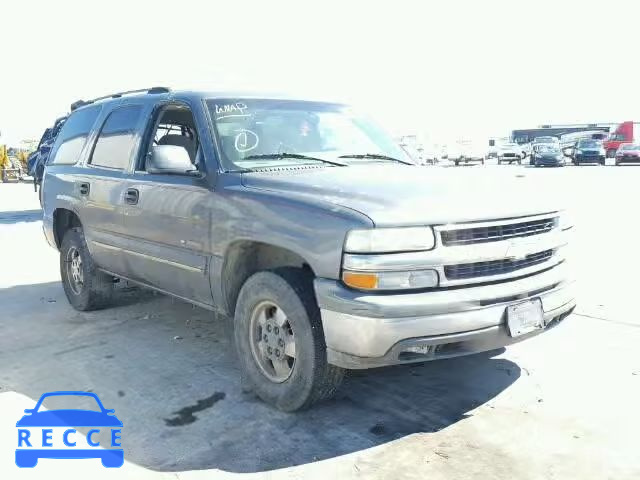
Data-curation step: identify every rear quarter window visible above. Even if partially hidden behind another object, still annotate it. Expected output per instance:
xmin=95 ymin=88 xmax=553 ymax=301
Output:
xmin=48 ymin=107 xmax=102 ymax=165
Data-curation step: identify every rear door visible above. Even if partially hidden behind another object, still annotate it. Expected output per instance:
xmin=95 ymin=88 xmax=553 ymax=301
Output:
xmin=119 ymin=101 xmax=214 ymax=305
xmin=81 ymin=104 xmax=147 ymax=274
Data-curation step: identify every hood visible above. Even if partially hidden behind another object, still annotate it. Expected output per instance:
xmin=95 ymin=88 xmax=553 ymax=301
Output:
xmin=539 ymin=150 xmax=562 ymax=157
xmin=241 ymin=164 xmax=562 ymax=226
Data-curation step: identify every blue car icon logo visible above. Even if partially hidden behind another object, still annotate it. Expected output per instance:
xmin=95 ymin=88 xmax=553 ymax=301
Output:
xmin=16 ymin=391 xmax=123 ymax=468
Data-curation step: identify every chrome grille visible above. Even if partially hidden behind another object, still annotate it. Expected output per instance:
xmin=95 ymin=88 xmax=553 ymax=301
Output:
xmin=444 ymin=249 xmax=554 ymax=280
xmin=441 ymin=217 xmax=557 ymax=246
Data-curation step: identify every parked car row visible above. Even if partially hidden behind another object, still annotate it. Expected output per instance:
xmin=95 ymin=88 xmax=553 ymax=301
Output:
xmin=444 ymin=137 xmax=640 ymax=168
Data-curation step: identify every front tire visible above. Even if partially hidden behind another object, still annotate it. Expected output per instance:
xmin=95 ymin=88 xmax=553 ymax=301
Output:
xmin=60 ymin=227 xmax=114 ymax=311
xmin=234 ymin=268 xmax=344 ymax=411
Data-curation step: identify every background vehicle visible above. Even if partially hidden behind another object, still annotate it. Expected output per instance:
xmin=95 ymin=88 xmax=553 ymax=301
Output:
xmin=497 ymin=143 xmax=523 ymax=164
xmin=615 ymin=143 xmax=640 ymax=165
xmin=42 ymin=88 xmax=575 ymax=412
xmin=531 ymin=144 xmax=565 ymax=167
xmin=572 ymin=138 xmax=605 ymax=165
xmin=28 ymin=116 xmax=67 ymax=200
xmin=603 ymin=121 xmax=634 ymax=158
xmin=558 ymin=130 xmax=607 ymax=149
xmin=530 ymin=136 xmax=560 ymax=164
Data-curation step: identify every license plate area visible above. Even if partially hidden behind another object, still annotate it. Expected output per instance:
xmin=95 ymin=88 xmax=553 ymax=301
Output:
xmin=506 ymin=298 xmax=544 ymax=337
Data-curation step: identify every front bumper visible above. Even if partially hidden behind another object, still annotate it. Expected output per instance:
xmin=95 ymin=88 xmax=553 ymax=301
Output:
xmin=42 ymin=211 xmax=57 ymax=249
xmin=575 ymin=154 xmax=605 ymax=163
xmin=315 ymin=263 xmax=575 ymax=369
xmin=536 ymin=157 xmax=563 ymax=166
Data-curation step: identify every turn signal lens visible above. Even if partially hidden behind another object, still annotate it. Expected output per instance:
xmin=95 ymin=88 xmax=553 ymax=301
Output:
xmin=342 ymin=269 xmax=439 ymax=291
xmin=342 ymin=271 xmax=378 ymax=290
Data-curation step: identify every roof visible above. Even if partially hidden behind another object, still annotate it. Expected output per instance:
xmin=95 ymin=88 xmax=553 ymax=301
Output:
xmin=69 ymin=87 xmax=346 ymax=113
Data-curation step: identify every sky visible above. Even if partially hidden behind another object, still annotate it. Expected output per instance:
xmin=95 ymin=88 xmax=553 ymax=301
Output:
xmin=1 ymin=0 xmax=639 ymax=147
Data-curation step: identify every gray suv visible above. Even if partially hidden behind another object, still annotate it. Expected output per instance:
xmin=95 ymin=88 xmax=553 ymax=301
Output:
xmin=42 ymin=88 xmax=576 ymax=411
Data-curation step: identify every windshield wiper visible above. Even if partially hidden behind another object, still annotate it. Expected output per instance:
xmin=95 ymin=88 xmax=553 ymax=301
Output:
xmin=338 ymin=153 xmax=413 ymax=165
xmin=243 ymin=153 xmax=346 ymax=167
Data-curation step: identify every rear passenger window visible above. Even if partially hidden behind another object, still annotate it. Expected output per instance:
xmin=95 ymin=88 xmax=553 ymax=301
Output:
xmin=90 ymin=105 xmax=143 ymax=170
xmin=49 ymin=107 xmax=101 ymax=165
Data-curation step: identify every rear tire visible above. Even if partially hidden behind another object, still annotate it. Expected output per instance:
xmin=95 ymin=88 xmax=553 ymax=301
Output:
xmin=234 ymin=268 xmax=344 ymax=411
xmin=60 ymin=227 xmax=114 ymax=311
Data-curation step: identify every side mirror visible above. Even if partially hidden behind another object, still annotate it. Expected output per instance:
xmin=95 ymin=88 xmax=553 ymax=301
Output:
xmin=23 ymin=409 xmax=34 ymax=414
xmin=147 ymin=145 xmax=198 ymax=176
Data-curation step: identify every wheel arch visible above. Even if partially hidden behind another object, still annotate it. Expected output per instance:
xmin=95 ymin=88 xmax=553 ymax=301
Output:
xmin=53 ymin=208 xmax=82 ymax=249
xmin=221 ymin=240 xmax=315 ymax=316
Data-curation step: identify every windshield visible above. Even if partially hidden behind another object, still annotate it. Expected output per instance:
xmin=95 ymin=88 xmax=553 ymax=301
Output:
xmin=577 ymin=140 xmax=601 ymax=148
xmin=534 ymin=137 xmax=556 ymax=143
xmin=536 ymin=145 xmax=560 ymax=153
xmin=207 ymin=99 xmax=410 ymax=170
xmin=620 ymin=144 xmax=639 ymax=150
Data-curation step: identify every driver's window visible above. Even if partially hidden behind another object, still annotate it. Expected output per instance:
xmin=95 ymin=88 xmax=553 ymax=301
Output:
xmin=142 ymin=105 xmax=201 ymax=172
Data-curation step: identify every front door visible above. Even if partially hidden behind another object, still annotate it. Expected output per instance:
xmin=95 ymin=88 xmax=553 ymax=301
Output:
xmin=120 ymin=103 xmax=214 ymax=305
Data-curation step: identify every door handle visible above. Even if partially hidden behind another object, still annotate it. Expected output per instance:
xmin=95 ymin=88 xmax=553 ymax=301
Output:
xmin=78 ymin=182 xmax=90 ymax=196
xmin=124 ymin=188 xmax=139 ymax=205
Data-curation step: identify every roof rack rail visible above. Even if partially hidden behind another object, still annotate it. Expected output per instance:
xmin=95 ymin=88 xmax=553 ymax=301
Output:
xmin=70 ymin=87 xmax=171 ymax=111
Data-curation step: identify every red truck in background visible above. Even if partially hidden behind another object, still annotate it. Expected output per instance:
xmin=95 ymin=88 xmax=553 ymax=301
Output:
xmin=604 ymin=121 xmax=634 ymax=157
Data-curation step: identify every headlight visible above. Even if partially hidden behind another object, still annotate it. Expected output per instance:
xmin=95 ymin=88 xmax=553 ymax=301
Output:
xmin=342 ymin=269 xmax=439 ymax=291
xmin=344 ymin=227 xmax=435 ymax=253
